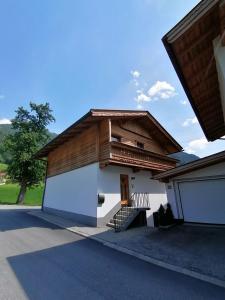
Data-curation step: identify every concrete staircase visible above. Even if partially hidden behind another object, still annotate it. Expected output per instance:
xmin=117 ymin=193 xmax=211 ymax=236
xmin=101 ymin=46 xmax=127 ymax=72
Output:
xmin=107 ymin=206 xmax=149 ymax=232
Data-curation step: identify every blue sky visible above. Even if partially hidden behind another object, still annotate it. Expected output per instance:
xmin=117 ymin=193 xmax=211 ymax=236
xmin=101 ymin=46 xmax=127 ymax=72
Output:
xmin=0 ymin=0 xmax=224 ymax=157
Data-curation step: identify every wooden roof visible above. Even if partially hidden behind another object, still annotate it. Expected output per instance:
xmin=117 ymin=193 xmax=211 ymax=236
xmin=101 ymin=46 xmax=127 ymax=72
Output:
xmin=162 ymin=0 xmax=225 ymax=141
xmin=153 ymin=149 xmax=225 ymax=181
xmin=35 ymin=109 xmax=182 ymax=158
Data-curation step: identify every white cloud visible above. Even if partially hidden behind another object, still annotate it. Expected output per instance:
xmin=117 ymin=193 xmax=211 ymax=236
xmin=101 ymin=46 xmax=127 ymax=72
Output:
xmin=180 ymin=100 xmax=187 ymax=105
xmin=185 ymin=137 xmax=208 ymax=154
xmin=0 ymin=95 xmax=5 ymax=99
xmin=148 ymin=81 xmax=177 ymax=100
xmin=131 ymin=70 xmax=141 ymax=79
xmin=136 ymin=89 xmax=143 ymax=94
xmin=131 ymin=70 xmax=141 ymax=87
xmin=134 ymin=80 xmax=177 ymax=108
xmin=135 ymin=92 xmax=150 ymax=104
xmin=182 ymin=116 xmax=198 ymax=127
xmin=0 ymin=118 xmax=11 ymax=124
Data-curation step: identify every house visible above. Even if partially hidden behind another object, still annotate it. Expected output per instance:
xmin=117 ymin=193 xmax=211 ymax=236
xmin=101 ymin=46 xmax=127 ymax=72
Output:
xmin=154 ymin=150 xmax=225 ymax=225
xmin=0 ymin=171 xmax=6 ymax=185
xmin=162 ymin=0 xmax=225 ymax=141
xmin=35 ymin=109 xmax=182 ymax=229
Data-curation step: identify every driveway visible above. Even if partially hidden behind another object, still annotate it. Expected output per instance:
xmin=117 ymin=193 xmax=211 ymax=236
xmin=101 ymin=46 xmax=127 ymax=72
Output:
xmin=105 ymin=224 xmax=225 ymax=281
xmin=30 ymin=209 xmax=225 ymax=284
xmin=0 ymin=209 xmax=225 ymax=300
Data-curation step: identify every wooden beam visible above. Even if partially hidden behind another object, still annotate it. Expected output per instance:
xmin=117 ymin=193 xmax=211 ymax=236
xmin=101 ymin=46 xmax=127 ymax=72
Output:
xmin=220 ymin=0 xmax=225 ymax=46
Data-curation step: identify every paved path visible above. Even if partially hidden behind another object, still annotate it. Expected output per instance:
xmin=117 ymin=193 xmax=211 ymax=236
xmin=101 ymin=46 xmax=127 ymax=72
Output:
xmin=0 ymin=209 xmax=224 ymax=300
xmin=29 ymin=210 xmax=225 ymax=286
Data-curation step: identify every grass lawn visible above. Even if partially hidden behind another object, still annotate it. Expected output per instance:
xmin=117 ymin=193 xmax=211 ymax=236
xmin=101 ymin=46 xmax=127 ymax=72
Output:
xmin=0 ymin=183 xmax=44 ymax=205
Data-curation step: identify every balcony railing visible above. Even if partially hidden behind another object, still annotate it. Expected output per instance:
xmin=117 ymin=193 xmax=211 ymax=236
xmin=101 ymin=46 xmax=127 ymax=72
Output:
xmin=129 ymin=192 xmax=150 ymax=208
xmin=109 ymin=141 xmax=176 ymax=171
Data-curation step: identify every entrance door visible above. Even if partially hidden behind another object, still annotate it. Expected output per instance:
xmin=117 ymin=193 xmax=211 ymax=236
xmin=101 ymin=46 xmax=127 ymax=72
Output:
xmin=120 ymin=174 xmax=129 ymax=206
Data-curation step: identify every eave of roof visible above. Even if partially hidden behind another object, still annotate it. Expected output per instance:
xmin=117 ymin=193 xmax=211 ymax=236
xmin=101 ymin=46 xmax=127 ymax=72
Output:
xmin=153 ymin=150 xmax=225 ymax=180
xmin=165 ymin=0 xmax=219 ymax=43
xmin=34 ymin=108 xmax=182 ymax=158
xmin=162 ymin=0 xmax=225 ymax=141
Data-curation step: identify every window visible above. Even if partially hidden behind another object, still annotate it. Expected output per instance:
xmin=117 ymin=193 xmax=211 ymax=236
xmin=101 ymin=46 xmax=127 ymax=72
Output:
xmin=111 ymin=135 xmax=121 ymax=142
xmin=136 ymin=141 xmax=144 ymax=149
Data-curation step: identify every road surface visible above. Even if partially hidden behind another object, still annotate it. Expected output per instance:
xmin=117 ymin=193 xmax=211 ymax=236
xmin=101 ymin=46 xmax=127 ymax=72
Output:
xmin=0 ymin=209 xmax=224 ymax=300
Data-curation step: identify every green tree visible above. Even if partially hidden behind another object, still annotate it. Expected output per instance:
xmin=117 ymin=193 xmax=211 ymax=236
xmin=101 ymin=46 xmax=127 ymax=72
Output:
xmin=4 ymin=102 xmax=55 ymax=204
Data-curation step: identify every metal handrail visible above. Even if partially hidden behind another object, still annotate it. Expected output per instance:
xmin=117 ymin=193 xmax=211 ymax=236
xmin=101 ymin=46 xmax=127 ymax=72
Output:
xmin=129 ymin=192 xmax=150 ymax=208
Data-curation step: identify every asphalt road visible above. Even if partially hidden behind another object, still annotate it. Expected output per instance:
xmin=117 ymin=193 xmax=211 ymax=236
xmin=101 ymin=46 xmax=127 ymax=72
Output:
xmin=0 ymin=209 xmax=224 ymax=300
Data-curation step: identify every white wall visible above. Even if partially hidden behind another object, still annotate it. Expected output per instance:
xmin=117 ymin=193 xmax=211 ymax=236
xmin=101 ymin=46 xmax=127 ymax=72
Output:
xmin=44 ymin=163 xmax=98 ymax=217
xmin=44 ymin=162 xmax=168 ymax=227
xmin=172 ymin=161 xmax=225 ymax=179
xmin=97 ymin=165 xmax=168 ymax=227
xmin=97 ymin=165 xmax=124 ymax=219
xmin=214 ymin=36 xmax=225 ymax=123
xmin=166 ymin=162 xmax=225 ymax=220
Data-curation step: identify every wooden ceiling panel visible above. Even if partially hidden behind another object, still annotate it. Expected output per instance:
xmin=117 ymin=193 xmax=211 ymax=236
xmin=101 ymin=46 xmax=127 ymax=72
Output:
xmin=163 ymin=1 xmax=225 ymax=141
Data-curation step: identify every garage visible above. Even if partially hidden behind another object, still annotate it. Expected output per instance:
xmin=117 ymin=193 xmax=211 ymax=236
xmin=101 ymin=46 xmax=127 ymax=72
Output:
xmin=178 ymin=179 xmax=225 ymax=224
xmin=153 ymin=150 xmax=225 ymax=225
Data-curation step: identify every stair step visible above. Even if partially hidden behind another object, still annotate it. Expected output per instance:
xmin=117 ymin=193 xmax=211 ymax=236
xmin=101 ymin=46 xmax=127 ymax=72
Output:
xmin=121 ymin=207 xmax=134 ymax=211
xmin=108 ymin=206 xmax=148 ymax=232
xmin=115 ymin=212 xmax=131 ymax=217
xmin=106 ymin=222 xmax=115 ymax=228
xmin=113 ymin=215 xmax=129 ymax=220
xmin=112 ymin=219 xmax=124 ymax=225
xmin=115 ymin=214 xmax=130 ymax=219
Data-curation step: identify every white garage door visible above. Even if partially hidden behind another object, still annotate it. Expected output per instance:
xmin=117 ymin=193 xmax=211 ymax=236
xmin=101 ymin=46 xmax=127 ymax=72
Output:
xmin=178 ymin=179 xmax=225 ymax=224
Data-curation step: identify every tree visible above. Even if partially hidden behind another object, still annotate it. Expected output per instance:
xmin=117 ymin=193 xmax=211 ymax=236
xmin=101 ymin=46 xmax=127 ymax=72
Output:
xmin=158 ymin=204 xmax=167 ymax=226
xmin=165 ymin=203 xmax=174 ymax=225
xmin=4 ymin=102 xmax=55 ymax=204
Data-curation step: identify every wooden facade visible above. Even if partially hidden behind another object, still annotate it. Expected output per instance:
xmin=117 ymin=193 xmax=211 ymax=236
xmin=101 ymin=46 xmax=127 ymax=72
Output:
xmin=111 ymin=120 xmax=166 ymax=155
xmin=47 ymin=125 xmax=99 ymax=177
xmin=40 ymin=110 xmax=181 ymax=177
xmin=163 ymin=0 xmax=225 ymax=141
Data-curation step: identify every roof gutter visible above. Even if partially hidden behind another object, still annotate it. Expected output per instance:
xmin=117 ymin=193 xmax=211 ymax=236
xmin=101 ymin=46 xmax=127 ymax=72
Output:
xmin=153 ymin=150 xmax=225 ymax=181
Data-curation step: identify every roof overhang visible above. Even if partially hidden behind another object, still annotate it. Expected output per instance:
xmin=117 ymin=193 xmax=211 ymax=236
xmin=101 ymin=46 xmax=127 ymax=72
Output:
xmin=35 ymin=109 xmax=182 ymax=159
xmin=153 ymin=150 xmax=225 ymax=181
xmin=162 ymin=0 xmax=225 ymax=141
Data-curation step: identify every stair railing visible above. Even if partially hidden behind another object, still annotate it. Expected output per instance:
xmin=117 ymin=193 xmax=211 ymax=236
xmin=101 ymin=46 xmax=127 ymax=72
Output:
xmin=129 ymin=192 xmax=150 ymax=208
xmin=114 ymin=206 xmax=131 ymax=232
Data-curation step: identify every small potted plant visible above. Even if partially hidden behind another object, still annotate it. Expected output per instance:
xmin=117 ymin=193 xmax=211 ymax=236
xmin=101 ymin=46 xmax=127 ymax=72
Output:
xmin=158 ymin=203 xmax=176 ymax=229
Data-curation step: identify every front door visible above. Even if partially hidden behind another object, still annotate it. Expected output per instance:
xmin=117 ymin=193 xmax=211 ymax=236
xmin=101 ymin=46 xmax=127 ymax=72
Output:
xmin=120 ymin=174 xmax=129 ymax=206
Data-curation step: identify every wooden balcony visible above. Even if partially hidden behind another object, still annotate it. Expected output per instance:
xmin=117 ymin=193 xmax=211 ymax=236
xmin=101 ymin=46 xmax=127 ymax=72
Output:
xmin=100 ymin=141 xmax=177 ymax=171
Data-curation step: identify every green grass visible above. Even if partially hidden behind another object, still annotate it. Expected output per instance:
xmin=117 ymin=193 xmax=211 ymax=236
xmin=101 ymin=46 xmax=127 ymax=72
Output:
xmin=0 ymin=163 xmax=8 ymax=172
xmin=0 ymin=183 xmax=44 ymax=205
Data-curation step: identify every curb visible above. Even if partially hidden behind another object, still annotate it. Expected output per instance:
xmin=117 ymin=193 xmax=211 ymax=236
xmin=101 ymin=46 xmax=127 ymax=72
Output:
xmin=28 ymin=211 xmax=225 ymax=289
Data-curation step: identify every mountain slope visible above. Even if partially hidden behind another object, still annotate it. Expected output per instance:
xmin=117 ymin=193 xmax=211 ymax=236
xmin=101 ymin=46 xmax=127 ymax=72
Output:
xmin=169 ymin=151 xmax=199 ymax=166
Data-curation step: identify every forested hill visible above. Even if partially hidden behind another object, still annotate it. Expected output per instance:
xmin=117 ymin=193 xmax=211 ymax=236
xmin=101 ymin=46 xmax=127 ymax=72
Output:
xmin=0 ymin=124 xmax=57 ymax=163
xmin=169 ymin=151 xmax=199 ymax=166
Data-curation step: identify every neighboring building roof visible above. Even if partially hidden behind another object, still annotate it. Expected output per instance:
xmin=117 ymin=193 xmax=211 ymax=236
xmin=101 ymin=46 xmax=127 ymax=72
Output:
xmin=162 ymin=0 xmax=225 ymax=141
xmin=153 ymin=150 xmax=225 ymax=181
xmin=35 ymin=109 xmax=182 ymax=158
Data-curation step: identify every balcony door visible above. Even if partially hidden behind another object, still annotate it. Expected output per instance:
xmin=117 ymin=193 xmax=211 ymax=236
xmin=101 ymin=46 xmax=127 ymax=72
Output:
xmin=120 ymin=174 xmax=129 ymax=206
